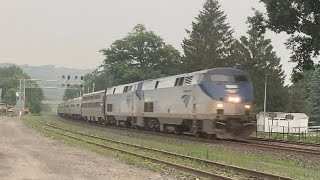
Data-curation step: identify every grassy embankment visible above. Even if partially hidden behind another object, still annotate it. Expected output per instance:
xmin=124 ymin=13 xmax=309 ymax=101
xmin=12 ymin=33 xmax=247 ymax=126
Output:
xmin=253 ymin=131 xmax=320 ymax=143
xmin=24 ymin=115 xmax=320 ymax=180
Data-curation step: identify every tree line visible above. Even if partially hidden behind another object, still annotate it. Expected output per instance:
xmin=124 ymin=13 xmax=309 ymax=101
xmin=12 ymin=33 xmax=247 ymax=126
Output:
xmin=0 ymin=66 xmax=44 ymax=113
xmin=66 ymin=0 xmax=320 ymax=124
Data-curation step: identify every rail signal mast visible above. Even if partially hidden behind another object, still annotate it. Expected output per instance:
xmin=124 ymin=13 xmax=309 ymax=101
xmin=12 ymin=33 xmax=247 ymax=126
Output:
xmin=17 ymin=75 xmax=84 ymax=116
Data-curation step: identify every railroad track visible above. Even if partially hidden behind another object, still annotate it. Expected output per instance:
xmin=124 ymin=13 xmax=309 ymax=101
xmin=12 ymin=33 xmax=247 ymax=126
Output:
xmin=250 ymin=137 xmax=320 ymax=148
xmin=223 ymin=139 xmax=320 ymax=157
xmin=47 ymin=116 xmax=320 ymax=157
xmin=30 ymin=119 xmax=291 ymax=180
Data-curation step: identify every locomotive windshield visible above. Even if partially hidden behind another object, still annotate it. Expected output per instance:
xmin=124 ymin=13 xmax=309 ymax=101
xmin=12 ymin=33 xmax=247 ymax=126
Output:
xmin=210 ymin=75 xmax=248 ymax=82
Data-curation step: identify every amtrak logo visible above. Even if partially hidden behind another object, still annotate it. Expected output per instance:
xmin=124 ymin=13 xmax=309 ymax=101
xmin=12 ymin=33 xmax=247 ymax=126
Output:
xmin=225 ymin=84 xmax=238 ymax=93
xmin=181 ymin=94 xmax=191 ymax=108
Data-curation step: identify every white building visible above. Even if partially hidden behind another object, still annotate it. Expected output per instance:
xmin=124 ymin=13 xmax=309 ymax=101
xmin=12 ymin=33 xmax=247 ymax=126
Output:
xmin=256 ymin=112 xmax=309 ymax=133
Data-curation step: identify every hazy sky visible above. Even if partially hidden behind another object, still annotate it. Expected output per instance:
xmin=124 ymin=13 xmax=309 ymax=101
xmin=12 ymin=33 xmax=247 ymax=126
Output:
xmin=0 ymin=0 xmax=295 ymax=83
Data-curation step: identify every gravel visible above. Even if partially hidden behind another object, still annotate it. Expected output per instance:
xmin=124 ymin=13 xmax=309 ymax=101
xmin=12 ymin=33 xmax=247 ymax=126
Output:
xmin=0 ymin=116 xmax=174 ymax=180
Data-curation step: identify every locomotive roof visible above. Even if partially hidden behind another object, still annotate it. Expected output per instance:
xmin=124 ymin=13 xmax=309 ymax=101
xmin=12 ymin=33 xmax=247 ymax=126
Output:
xmin=83 ymin=90 xmax=105 ymax=96
xmin=105 ymin=67 xmax=248 ymax=90
xmin=205 ymin=68 xmax=249 ymax=76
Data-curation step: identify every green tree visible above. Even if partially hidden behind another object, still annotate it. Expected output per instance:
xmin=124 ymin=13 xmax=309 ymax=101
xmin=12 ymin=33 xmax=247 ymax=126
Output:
xmin=26 ymin=87 xmax=44 ymax=113
xmin=0 ymin=66 xmax=44 ymax=113
xmin=99 ymin=24 xmax=181 ymax=86
xmin=308 ymin=68 xmax=320 ymax=124
xmin=182 ymin=0 xmax=235 ymax=72
xmin=286 ymin=71 xmax=312 ymax=114
xmin=63 ymin=87 xmax=81 ymax=101
xmin=3 ymin=88 xmax=16 ymax=106
xmin=83 ymin=67 xmax=113 ymax=92
xmin=258 ymin=0 xmax=320 ymax=81
xmin=233 ymin=13 xmax=288 ymax=112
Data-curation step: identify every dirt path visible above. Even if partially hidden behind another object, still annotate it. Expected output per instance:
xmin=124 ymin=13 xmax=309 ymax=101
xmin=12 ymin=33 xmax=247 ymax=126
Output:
xmin=0 ymin=116 xmax=173 ymax=180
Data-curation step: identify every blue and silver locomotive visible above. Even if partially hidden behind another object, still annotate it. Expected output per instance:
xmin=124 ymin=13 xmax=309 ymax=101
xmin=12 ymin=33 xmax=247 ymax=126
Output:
xmin=58 ymin=68 xmax=255 ymax=139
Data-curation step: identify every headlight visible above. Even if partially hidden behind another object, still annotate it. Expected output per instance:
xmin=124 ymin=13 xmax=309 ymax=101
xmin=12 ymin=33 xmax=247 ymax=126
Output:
xmin=217 ymin=103 xmax=223 ymax=108
xmin=227 ymin=96 xmax=241 ymax=103
xmin=245 ymin=105 xmax=251 ymax=109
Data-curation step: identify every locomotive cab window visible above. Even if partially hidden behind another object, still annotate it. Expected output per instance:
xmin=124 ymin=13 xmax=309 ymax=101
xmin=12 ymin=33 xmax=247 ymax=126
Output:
xmin=210 ymin=75 xmax=248 ymax=82
xmin=234 ymin=75 xmax=248 ymax=82
xmin=210 ymin=75 xmax=229 ymax=82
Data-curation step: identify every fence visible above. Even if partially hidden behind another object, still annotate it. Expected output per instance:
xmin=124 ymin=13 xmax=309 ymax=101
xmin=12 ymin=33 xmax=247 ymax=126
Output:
xmin=254 ymin=125 xmax=320 ymax=143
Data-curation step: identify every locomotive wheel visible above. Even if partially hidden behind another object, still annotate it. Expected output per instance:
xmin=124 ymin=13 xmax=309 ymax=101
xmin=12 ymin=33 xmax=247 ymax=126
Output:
xmin=206 ymin=133 xmax=213 ymax=139
xmin=147 ymin=119 xmax=160 ymax=132
xmin=174 ymin=125 xmax=183 ymax=135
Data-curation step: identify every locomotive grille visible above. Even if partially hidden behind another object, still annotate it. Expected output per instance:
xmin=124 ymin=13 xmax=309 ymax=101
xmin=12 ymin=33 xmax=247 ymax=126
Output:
xmin=185 ymin=76 xmax=193 ymax=84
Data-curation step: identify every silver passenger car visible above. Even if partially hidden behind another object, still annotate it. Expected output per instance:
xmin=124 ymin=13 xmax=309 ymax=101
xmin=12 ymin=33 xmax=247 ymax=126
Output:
xmin=81 ymin=91 xmax=105 ymax=122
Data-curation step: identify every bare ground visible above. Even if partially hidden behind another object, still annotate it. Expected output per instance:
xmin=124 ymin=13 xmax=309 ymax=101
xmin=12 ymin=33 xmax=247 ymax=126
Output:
xmin=0 ymin=116 xmax=172 ymax=180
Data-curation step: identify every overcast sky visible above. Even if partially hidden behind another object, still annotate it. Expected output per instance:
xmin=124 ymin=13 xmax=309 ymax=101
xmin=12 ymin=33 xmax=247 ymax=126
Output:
xmin=0 ymin=0 xmax=295 ymax=83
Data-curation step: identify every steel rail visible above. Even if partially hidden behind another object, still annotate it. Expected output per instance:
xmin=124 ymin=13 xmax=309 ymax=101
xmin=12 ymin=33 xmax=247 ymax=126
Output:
xmin=232 ymin=140 xmax=320 ymax=156
xmin=30 ymin=121 xmax=233 ymax=180
xmin=51 ymin=116 xmax=320 ymax=157
xmin=250 ymin=137 xmax=320 ymax=148
xmin=40 ymin=121 xmax=291 ymax=180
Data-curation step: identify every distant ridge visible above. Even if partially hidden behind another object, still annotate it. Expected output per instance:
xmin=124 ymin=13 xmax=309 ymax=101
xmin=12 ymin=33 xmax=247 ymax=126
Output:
xmin=0 ymin=62 xmax=93 ymax=100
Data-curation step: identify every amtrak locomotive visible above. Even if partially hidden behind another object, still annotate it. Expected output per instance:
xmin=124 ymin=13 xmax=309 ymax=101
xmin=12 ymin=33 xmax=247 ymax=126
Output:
xmin=58 ymin=68 xmax=255 ymax=139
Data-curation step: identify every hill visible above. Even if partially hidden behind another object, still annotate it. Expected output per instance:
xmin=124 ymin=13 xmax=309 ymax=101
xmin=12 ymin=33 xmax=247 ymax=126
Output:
xmin=0 ymin=63 xmax=92 ymax=100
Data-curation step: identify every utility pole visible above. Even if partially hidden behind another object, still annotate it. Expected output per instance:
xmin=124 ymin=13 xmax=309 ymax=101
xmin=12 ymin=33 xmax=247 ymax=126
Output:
xmin=0 ymin=88 xmax=2 ymax=103
xmin=263 ymin=74 xmax=268 ymax=132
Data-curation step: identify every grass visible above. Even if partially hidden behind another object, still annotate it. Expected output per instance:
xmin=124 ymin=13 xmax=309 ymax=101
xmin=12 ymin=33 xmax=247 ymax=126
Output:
xmin=253 ymin=131 xmax=320 ymax=144
xmin=24 ymin=116 xmax=197 ymax=180
xmin=25 ymin=115 xmax=320 ymax=180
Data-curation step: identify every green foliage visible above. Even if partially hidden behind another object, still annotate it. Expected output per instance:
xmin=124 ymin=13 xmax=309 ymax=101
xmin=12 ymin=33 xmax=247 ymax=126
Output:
xmin=3 ymin=88 xmax=16 ymax=105
xmin=232 ymin=14 xmax=288 ymax=112
xmin=260 ymin=0 xmax=320 ymax=81
xmin=26 ymin=88 xmax=44 ymax=113
xmin=0 ymin=66 xmax=44 ymax=113
xmin=32 ymin=115 xmax=320 ymax=180
xmin=85 ymin=68 xmax=116 ymax=92
xmin=63 ymin=87 xmax=81 ymax=101
xmin=308 ymin=68 xmax=320 ymax=123
xmin=182 ymin=0 xmax=235 ymax=72
xmin=286 ymin=71 xmax=313 ymax=114
xmin=99 ymin=24 xmax=181 ymax=87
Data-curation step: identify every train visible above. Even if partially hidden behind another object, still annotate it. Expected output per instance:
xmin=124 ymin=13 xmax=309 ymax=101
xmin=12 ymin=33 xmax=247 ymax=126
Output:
xmin=57 ymin=68 xmax=255 ymax=139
